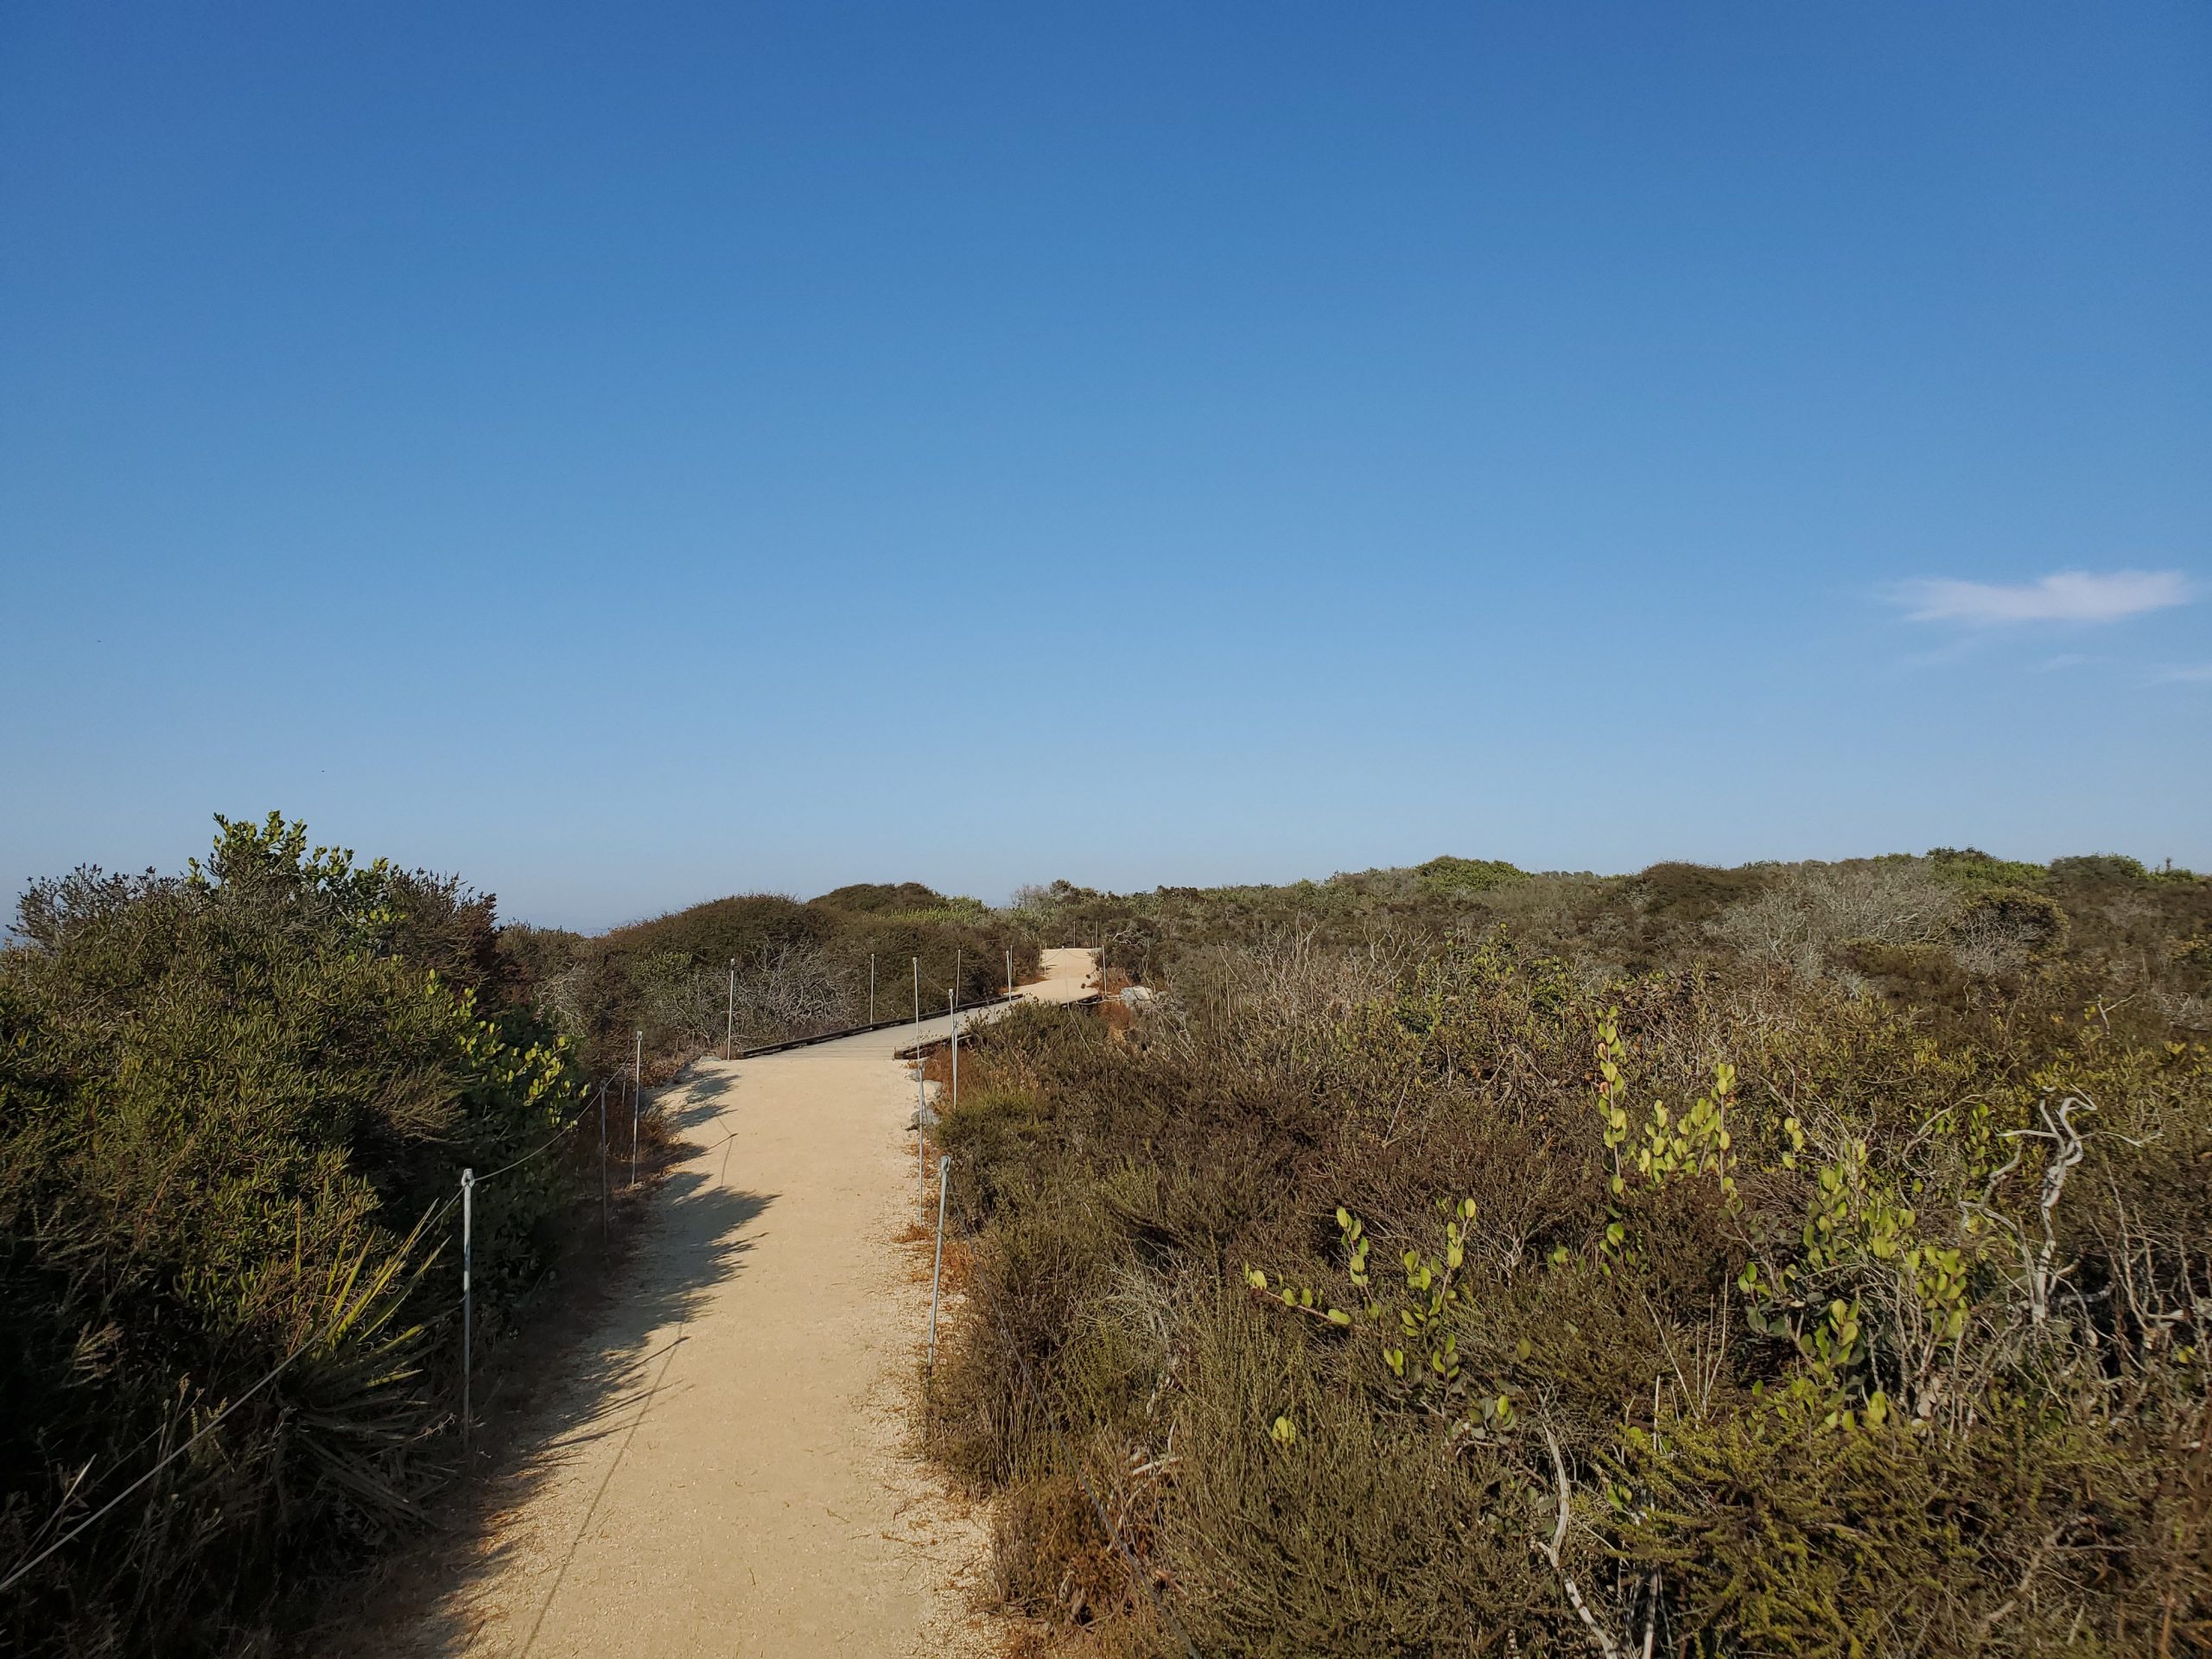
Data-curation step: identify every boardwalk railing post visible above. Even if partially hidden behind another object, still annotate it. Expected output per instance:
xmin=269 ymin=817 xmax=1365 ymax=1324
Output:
xmin=461 ymin=1167 xmax=475 ymax=1459
xmin=928 ymin=1154 xmax=951 ymax=1374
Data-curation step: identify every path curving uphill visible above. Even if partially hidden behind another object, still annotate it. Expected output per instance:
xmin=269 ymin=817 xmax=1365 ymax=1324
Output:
xmin=415 ymin=948 xmax=1100 ymax=1657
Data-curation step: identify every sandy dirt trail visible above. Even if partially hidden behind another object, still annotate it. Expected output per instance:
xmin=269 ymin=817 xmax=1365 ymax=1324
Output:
xmin=414 ymin=948 xmax=1099 ymax=1658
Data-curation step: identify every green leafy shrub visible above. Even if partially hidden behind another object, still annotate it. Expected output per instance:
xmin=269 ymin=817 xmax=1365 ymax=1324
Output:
xmin=1927 ymin=846 xmax=2054 ymax=893
xmin=1410 ymin=856 xmax=1528 ymax=896
xmin=0 ymin=815 xmax=589 ymax=1654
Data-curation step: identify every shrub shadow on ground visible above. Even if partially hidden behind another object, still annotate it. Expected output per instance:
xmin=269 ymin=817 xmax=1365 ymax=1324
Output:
xmin=304 ymin=1068 xmax=772 ymax=1658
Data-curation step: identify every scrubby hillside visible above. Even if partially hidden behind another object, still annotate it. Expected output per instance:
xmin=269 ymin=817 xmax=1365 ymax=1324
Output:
xmin=499 ymin=880 xmax=1039 ymax=1081
xmin=7 ymin=825 xmax=2204 ymax=1655
xmin=934 ymin=850 xmax=2211 ymax=1654
xmin=1022 ymin=849 xmax=2209 ymax=1026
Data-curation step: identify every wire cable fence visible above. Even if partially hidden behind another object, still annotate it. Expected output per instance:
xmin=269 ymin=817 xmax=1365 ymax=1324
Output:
xmin=0 ymin=1283 xmax=379 ymax=1599
xmin=0 ymin=1052 xmax=651 ymax=1603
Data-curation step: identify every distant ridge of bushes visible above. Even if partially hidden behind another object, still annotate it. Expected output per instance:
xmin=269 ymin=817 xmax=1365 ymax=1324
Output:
xmin=1013 ymin=846 xmax=2208 ymax=1015
xmin=511 ymin=880 xmax=1039 ymax=1081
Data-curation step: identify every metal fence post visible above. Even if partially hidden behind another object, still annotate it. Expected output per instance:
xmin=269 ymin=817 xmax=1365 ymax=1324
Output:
xmin=928 ymin=1155 xmax=951 ymax=1372
xmin=870 ymin=953 xmax=876 ymax=1024
xmin=631 ymin=1029 xmax=644 ymax=1187
xmin=597 ymin=1081 xmax=609 ymax=1239
xmin=1006 ymin=948 xmax=1013 ymax=995
xmin=912 ymin=956 xmax=918 ymax=1026
xmin=461 ymin=1167 xmax=475 ymax=1457
xmin=726 ymin=959 xmax=735 ymax=1059
xmin=950 ymin=990 xmax=959 ymax=1110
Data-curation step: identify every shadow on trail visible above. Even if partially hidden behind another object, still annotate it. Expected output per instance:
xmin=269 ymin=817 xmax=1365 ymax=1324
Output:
xmin=377 ymin=1160 xmax=777 ymax=1659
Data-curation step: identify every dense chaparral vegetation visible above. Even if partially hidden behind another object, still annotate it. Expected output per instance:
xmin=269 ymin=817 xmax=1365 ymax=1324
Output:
xmin=931 ymin=851 xmax=2212 ymax=1655
xmin=5 ymin=817 xmax=2208 ymax=1655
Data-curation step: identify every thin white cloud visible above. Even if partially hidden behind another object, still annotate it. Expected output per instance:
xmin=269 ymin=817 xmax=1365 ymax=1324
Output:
xmin=1886 ymin=569 xmax=2190 ymax=626
xmin=2152 ymin=663 xmax=2212 ymax=684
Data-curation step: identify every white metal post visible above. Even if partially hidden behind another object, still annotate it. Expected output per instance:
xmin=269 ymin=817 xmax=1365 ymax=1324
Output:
xmin=597 ymin=1081 xmax=609 ymax=1239
xmin=912 ymin=956 xmax=918 ymax=1026
xmin=870 ymin=954 xmax=876 ymax=1024
xmin=1006 ymin=948 xmax=1013 ymax=995
xmin=928 ymin=1155 xmax=951 ymax=1371
xmin=631 ymin=1029 xmax=644 ymax=1187
xmin=950 ymin=989 xmax=959 ymax=1109
xmin=461 ymin=1167 xmax=475 ymax=1456
xmin=726 ymin=958 xmax=735 ymax=1058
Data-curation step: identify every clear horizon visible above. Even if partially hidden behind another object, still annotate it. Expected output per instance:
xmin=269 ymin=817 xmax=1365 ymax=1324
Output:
xmin=4 ymin=3 xmax=2207 ymax=932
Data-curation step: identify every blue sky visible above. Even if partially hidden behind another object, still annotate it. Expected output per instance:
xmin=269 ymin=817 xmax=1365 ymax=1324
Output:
xmin=3 ymin=2 xmax=2207 ymax=930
